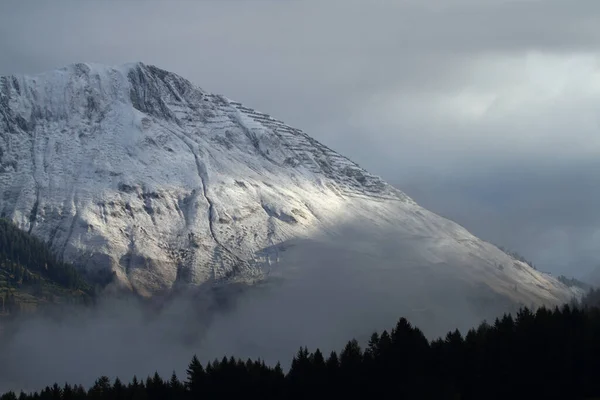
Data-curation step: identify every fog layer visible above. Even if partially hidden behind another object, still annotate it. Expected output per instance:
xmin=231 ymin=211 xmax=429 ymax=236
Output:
xmin=1 ymin=221 xmax=536 ymax=393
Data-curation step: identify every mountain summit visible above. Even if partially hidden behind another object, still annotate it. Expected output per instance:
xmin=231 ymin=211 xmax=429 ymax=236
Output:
xmin=0 ymin=62 xmax=579 ymax=311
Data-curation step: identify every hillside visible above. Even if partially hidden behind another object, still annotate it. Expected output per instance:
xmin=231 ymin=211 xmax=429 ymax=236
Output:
xmin=0 ymin=219 xmax=93 ymax=317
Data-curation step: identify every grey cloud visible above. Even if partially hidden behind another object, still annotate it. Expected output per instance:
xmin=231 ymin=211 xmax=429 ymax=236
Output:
xmin=2 ymin=1 xmax=600 ymax=96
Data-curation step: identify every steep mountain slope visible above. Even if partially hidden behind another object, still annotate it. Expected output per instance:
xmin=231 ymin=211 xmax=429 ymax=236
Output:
xmin=0 ymin=62 xmax=580 ymax=312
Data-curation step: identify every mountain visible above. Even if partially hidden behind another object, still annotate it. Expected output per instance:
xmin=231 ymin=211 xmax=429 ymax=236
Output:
xmin=0 ymin=62 xmax=581 ymax=319
xmin=0 ymin=218 xmax=93 ymax=317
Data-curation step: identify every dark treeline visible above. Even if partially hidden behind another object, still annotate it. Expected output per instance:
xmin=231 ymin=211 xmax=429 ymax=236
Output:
xmin=0 ymin=218 xmax=95 ymax=315
xmin=558 ymin=274 xmax=591 ymax=290
xmin=3 ymin=290 xmax=600 ymax=400
xmin=0 ymin=219 xmax=90 ymax=291
xmin=496 ymin=245 xmax=536 ymax=270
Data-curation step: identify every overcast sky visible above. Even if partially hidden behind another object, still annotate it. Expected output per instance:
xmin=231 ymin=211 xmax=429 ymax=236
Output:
xmin=1 ymin=0 xmax=599 ymax=277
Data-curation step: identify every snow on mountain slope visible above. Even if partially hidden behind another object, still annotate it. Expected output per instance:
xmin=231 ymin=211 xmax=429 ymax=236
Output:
xmin=0 ymin=62 xmax=580 ymax=310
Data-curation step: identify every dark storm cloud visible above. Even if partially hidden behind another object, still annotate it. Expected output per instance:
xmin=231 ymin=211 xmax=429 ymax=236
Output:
xmin=0 ymin=0 xmax=598 ymax=271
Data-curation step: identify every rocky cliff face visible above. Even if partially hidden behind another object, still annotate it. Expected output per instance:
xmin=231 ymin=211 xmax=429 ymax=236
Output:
xmin=0 ymin=63 xmax=580 ymax=308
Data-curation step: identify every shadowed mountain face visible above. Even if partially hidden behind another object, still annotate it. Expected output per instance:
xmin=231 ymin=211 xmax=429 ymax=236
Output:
xmin=0 ymin=62 xmax=580 ymax=310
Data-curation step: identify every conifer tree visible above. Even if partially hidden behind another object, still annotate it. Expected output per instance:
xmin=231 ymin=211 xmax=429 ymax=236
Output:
xmin=185 ymin=355 xmax=205 ymax=398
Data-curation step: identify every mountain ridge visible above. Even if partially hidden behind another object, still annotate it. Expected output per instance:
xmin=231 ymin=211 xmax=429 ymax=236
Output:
xmin=0 ymin=62 xmax=581 ymax=311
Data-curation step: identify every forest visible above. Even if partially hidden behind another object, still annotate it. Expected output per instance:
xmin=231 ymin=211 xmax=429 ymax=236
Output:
xmin=1 ymin=289 xmax=600 ymax=400
xmin=0 ymin=219 xmax=93 ymax=315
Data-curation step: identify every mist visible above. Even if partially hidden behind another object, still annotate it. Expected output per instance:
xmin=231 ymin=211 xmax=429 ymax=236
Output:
xmin=0 ymin=220 xmax=528 ymax=393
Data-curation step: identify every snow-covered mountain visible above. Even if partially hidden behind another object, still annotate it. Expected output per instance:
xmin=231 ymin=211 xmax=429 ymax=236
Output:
xmin=0 ymin=62 xmax=580 ymax=313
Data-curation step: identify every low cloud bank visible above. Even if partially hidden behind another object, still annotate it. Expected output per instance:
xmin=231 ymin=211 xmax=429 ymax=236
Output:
xmin=1 ymin=225 xmax=526 ymax=393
